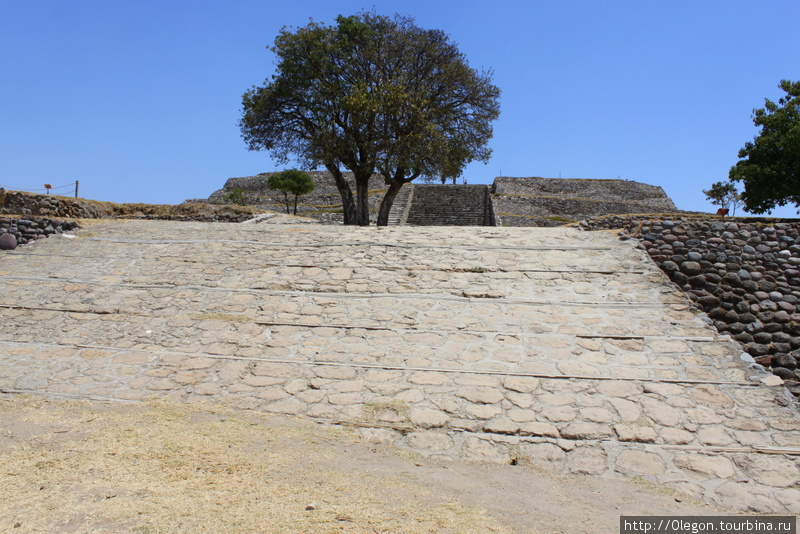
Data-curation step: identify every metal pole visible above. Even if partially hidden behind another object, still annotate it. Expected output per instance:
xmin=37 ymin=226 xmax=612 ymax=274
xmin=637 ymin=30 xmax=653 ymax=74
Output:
xmin=75 ymin=180 xmax=79 ymax=198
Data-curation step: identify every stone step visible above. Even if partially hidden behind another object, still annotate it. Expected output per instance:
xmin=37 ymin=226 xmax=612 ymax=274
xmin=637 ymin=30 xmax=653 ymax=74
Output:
xmin=406 ymin=185 xmax=495 ymax=226
xmin=386 ymin=184 xmax=413 ymax=226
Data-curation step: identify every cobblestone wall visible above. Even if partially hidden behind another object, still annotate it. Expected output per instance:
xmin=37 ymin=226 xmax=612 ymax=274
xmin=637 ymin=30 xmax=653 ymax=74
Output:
xmin=579 ymin=215 xmax=800 ymax=396
xmin=0 ymin=216 xmax=79 ymax=250
xmin=1 ymin=190 xmax=108 ymax=219
xmin=1 ymin=190 xmax=261 ymax=224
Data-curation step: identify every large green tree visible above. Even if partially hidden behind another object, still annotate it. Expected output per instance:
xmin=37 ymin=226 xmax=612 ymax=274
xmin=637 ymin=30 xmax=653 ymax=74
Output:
xmin=729 ymin=80 xmax=800 ymax=214
xmin=239 ymin=12 xmax=500 ymax=226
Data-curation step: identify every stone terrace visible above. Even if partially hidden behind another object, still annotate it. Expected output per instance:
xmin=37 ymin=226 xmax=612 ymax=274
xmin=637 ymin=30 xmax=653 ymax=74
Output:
xmin=493 ymin=177 xmax=680 ymax=226
xmin=0 ymin=220 xmax=798 ymax=513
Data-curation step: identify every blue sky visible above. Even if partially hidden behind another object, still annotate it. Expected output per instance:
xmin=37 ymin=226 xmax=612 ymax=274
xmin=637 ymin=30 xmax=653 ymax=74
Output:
xmin=1 ymin=0 xmax=798 ymax=215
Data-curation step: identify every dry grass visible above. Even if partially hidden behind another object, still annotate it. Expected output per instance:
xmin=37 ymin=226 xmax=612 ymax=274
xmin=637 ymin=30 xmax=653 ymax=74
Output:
xmin=0 ymin=395 xmax=519 ymax=534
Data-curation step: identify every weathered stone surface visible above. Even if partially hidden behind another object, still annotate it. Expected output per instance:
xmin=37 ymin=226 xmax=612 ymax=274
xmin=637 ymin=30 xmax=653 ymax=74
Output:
xmin=409 ymin=407 xmax=450 ymax=429
xmin=734 ymin=455 xmax=800 ymax=488
xmin=465 ymin=403 xmax=502 ymax=420
xmin=539 ymin=393 xmax=574 ymax=406
xmin=405 ymin=431 xmax=454 ymax=452
xmin=596 ymin=381 xmax=641 ymax=398
xmin=456 ymin=386 xmax=504 ymax=404
xmin=520 ymin=422 xmax=560 ymax=438
xmin=539 ymin=405 xmax=577 ymax=422
xmin=608 ymin=398 xmax=642 ymax=421
xmin=641 ymin=397 xmax=682 ymax=427
xmin=263 ymin=397 xmax=307 ymax=414
xmin=614 ymin=424 xmax=657 ymax=442
xmin=463 ymin=436 xmax=509 ymax=463
xmin=519 ymin=442 xmax=566 ymax=469
xmin=615 ymin=450 xmax=666 ymax=475
xmin=506 ymin=409 xmax=538 ymax=423
xmin=690 ymin=385 xmax=735 ymax=409
xmin=566 ymin=446 xmax=607 ymax=475
xmin=696 ymin=426 xmax=735 ymax=446
xmin=560 ymin=422 xmax=613 ymax=440
xmin=712 ymin=482 xmax=778 ymax=514
xmin=503 ymin=376 xmax=540 ymax=393
xmin=580 ymin=407 xmax=615 ymax=423
xmin=483 ymin=417 xmax=520 ymax=435
xmin=674 ymin=454 xmax=736 ymax=479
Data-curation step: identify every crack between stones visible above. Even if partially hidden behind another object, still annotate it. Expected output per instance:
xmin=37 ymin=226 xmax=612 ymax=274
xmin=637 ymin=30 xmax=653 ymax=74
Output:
xmin=0 ymin=277 xmax=666 ymax=308
xmin=83 ymin=236 xmax=616 ymax=253
xmin=0 ymin=341 xmax=752 ymax=386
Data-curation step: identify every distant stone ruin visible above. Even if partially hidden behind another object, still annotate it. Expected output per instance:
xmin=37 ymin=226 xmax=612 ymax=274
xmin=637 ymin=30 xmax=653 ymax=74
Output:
xmin=203 ymin=173 xmax=681 ymax=226
xmin=205 ymin=171 xmax=387 ymax=224
xmin=492 ymin=177 xmax=679 ymax=227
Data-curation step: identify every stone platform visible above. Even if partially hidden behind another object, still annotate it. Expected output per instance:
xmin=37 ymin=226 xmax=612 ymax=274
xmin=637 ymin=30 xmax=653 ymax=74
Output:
xmin=0 ymin=220 xmax=797 ymax=513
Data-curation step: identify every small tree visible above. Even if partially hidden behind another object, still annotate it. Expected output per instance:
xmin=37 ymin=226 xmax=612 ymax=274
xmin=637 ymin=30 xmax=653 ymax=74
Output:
xmin=267 ymin=169 xmax=315 ymax=215
xmin=225 ymin=187 xmax=247 ymax=206
xmin=703 ymin=181 xmax=742 ymax=215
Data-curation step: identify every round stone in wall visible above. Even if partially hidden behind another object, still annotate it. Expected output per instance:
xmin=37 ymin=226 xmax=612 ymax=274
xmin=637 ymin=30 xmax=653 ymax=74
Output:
xmin=0 ymin=233 xmax=17 ymax=250
xmin=680 ymin=261 xmax=703 ymax=276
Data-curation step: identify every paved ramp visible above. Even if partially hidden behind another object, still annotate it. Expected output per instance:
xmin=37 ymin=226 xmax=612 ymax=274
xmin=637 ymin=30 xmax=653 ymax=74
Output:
xmin=0 ymin=220 xmax=798 ymax=512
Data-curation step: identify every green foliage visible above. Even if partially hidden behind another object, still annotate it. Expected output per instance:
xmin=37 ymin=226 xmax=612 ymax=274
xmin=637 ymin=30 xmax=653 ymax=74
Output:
xmin=702 ymin=181 xmax=742 ymax=215
xmin=224 ymin=187 xmax=247 ymax=206
xmin=240 ymin=11 xmax=500 ymax=225
xmin=267 ymin=169 xmax=315 ymax=215
xmin=729 ymin=80 xmax=800 ymax=214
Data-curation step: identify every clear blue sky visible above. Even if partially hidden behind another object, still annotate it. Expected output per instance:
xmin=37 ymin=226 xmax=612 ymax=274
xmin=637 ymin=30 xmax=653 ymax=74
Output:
xmin=1 ymin=0 xmax=798 ymax=215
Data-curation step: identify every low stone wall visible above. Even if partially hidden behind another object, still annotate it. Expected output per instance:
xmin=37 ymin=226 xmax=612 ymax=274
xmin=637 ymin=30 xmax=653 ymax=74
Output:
xmin=0 ymin=190 xmax=108 ymax=219
xmin=2 ymin=190 xmax=263 ymax=223
xmin=0 ymin=216 xmax=80 ymax=250
xmin=579 ymin=215 xmax=800 ymax=396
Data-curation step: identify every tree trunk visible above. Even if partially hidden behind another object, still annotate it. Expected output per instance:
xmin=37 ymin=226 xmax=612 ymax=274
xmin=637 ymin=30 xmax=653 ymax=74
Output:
xmin=326 ymin=164 xmax=357 ymax=225
xmin=293 ymin=194 xmax=299 ymax=215
xmin=283 ymin=192 xmax=291 ymax=214
xmin=377 ymin=181 xmax=403 ymax=226
xmin=355 ymin=177 xmax=370 ymax=226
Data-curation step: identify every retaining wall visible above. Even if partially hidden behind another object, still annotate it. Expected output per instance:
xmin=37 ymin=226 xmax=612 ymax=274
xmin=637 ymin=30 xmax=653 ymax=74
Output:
xmin=579 ymin=215 xmax=800 ymax=396
xmin=493 ymin=177 xmax=679 ymax=226
xmin=1 ymin=191 xmax=261 ymax=224
xmin=0 ymin=217 xmax=79 ymax=250
xmin=1 ymin=190 xmax=108 ymax=219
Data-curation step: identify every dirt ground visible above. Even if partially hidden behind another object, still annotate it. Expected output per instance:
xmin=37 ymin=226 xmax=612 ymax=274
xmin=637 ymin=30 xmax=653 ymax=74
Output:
xmin=0 ymin=394 xmax=729 ymax=534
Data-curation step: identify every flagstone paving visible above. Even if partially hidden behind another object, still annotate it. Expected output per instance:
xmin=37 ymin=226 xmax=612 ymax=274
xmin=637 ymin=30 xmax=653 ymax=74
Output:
xmin=0 ymin=219 xmax=798 ymax=513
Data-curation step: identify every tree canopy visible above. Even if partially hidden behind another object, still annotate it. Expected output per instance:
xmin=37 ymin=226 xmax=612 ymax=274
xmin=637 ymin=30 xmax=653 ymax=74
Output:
xmin=267 ymin=169 xmax=315 ymax=215
xmin=239 ymin=12 xmax=500 ymax=225
xmin=729 ymin=80 xmax=800 ymax=214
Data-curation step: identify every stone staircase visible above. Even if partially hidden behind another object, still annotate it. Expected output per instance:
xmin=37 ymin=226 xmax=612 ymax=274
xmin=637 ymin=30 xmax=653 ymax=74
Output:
xmin=1 ymin=220 xmax=799 ymax=513
xmin=386 ymin=183 xmax=414 ymax=226
xmin=405 ymin=184 xmax=495 ymax=226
